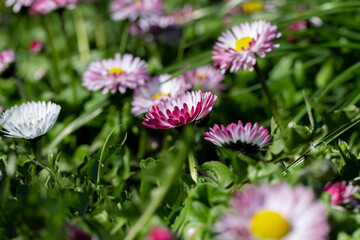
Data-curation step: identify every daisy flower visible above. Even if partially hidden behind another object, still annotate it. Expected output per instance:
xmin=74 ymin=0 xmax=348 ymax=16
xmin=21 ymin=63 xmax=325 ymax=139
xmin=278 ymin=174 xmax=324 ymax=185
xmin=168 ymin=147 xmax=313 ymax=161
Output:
xmin=109 ymin=0 xmax=163 ymax=21
xmin=142 ymin=226 xmax=175 ymax=240
xmin=131 ymin=14 xmax=176 ymax=35
xmin=131 ymin=74 xmax=190 ymax=116
xmin=5 ymin=0 xmax=34 ymax=13
xmin=0 ymin=49 xmax=15 ymax=75
xmin=142 ymin=90 xmax=217 ymax=129
xmin=213 ymin=20 xmax=281 ymax=73
xmin=0 ymin=101 xmax=61 ymax=140
xmin=29 ymin=40 xmax=44 ymax=54
xmin=82 ymin=53 xmax=150 ymax=94
xmin=29 ymin=0 xmax=81 ymax=15
xmin=182 ymin=65 xmax=226 ymax=93
xmin=324 ymin=181 xmax=359 ymax=205
xmin=214 ymin=183 xmax=329 ymax=240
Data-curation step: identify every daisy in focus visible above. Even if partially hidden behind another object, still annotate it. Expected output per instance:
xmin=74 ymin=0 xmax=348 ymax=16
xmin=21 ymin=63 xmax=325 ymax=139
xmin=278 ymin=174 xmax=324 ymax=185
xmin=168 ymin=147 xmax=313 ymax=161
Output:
xmin=324 ymin=181 xmax=359 ymax=206
xmin=109 ymin=0 xmax=163 ymax=21
xmin=131 ymin=74 xmax=190 ymax=116
xmin=0 ymin=49 xmax=15 ymax=75
xmin=204 ymin=121 xmax=270 ymax=154
xmin=82 ymin=53 xmax=150 ymax=94
xmin=214 ymin=183 xmax=329 ymax=240
xmin=212 ymin=20 xmax=281 ymax=73
xmin=29 ymin=0 xmax=82 ymax=15
xmin=142 ymin=90 xmax=217 ymax=129
xmin=0 ymin=101 xmax=61 ymax=140
xmin=182 ymin=65 xmax=226 ymax=93
xmin=5 ymin=0 xmax=34 ymax=13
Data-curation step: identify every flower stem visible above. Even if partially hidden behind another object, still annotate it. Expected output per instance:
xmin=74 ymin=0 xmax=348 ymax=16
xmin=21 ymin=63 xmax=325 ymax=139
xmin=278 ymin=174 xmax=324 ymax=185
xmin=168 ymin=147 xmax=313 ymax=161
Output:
xmin=72 ymin=8 xmax=90 ymax=64
xmin=13 ymin=72 xmax=30 ymax=101
xmin=119 ymin=20 xmax=129 ymax=54
xmin=254 ymin=63 xmax=285 ymax=135
xmin=188 ymin=150 xmax=198 ymax=183
xmin=29 ymin=137 xmax=41 ymax=175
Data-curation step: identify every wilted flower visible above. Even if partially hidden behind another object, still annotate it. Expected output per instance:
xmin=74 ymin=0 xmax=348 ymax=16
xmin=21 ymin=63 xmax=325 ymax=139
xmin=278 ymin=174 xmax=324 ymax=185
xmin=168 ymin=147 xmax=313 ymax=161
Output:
xmin=5 ymin=0 xmax=34 ymax=13
xmin=82 ymin=53 xmax=150 ymax=94
xmin=182 ymin=65 xmax=225 ymax=93
xmin=131 ymin=74 xmax=190 ymax=116
xmin=204 ymin=121 xmax=270 ymax=153
xmin=142 ymin=90 xmax=217 ymax=129
xmin=214 ymin=183 xmax=329 ymax=240
xmin=0 ymin=101 xmax=61 ymax=140
xmin=0 ymin=49 xmax=15 ymax=75
xmin=142 ymin=226 xmax=174 ymax=240
xmin=213 ymin=20 xmax=281 ymax=73
xmin=29 ymin=40 xmax=44 ymax=54
xmin=324 ymin=181 xmax=359 ymax=205
xmin=29 ymin=0 xmax=82 ymax=15
xmin=109 ymin=0 xmax=163 ymax=21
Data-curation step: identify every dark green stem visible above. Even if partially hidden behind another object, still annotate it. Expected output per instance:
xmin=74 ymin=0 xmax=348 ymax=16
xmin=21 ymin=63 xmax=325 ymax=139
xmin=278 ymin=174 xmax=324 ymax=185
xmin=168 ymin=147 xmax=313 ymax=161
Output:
xmin=119 ymin=20 xmax=129 ymax=54
xmin=188 ymin=150 xmax=198 ymax=183
xmin=13 ymin=72 xmax=30 ymax=101
xmin=254 ymin=63 xmax=286 ymax=135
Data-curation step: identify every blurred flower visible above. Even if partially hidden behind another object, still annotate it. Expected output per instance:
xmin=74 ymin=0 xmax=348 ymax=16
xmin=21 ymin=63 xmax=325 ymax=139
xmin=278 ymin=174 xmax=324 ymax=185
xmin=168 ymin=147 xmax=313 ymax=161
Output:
xmin=182 ymin=65 xmax=225 ymax=93
xmin=142 ymin=226 xmax=174 ymax=240
xmin=130 ymin=14 xmax=176 ymax=35
xmin=0 ymin=101 xmax=61 ymax=140
xmin=214 ymin=183 xmax=329 ymax=240
xmin=109 ymin=0 xmax=163 ymax=21
xmin=309 ymin=17 xmax=323 ymax=27
xmin=142 ymin=90 xmax=217 ymax=129
xmin=29 ymin=0 xmax=82 ymax=15
xmin=171 ymin=5 xmax=193 ymax=25
xmin=34 ymin=68 xmax=46 ymax=80
xmin=0 ymin=49 xmax=15 ymax=75
xmin=287 ymin=21 xmax=307 ymax=31
xmin=212 ymin=20 xmax=281 ymax=73
xmin=204 ymin=121 xmax=270 ymax=153
xmin=324 ymin=181 xmax=359 ymax=205
xmin=5 ymin=0 xmax=34 ymax=13
xmin=66 ymin=223 xmax=99 ymax=240
xmin=82 ymin=53 xmax=150 ymax=94
xmin=29 ymin=40 xmax=44 ymax=54
xmin=131 ymin=74 xmax=190 ymax=116
xmin=228 ymin=1 xmax=263 ymax=15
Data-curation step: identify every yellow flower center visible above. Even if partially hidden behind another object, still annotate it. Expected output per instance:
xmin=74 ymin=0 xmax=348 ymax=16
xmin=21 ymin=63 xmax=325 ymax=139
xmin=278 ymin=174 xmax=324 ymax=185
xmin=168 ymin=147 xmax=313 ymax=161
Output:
xmin=152 ymin=92 xmax=168 ymax=100
xmin=109 ymin=67 xmax=124 ymax=75
xmin=195 ymin=73 xmax=207 ymax=79
xmin=235 ymin=36 xmax=253 ymax=52
xmin=243 ymin=1 xmax=263 ymax=13
xmin=250 ymin=210 xmax=291 ymax=239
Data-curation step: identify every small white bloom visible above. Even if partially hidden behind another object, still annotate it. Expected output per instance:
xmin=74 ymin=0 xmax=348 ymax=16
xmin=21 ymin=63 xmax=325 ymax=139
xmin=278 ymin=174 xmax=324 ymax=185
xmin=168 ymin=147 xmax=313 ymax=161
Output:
xmin=0 ymin=101 xmax=61 ymax=140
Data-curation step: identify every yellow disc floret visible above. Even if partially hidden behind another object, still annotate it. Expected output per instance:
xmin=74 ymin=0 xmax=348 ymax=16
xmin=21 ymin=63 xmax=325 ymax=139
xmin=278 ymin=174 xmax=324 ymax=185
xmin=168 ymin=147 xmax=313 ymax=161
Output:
xmin=152 ymin=92 xmax=168 ymax=100
xmin=250 ymin=210 xmax=291 ymax=239
xmin=196 ymin=73 xmax=207 ymax=79
xmin=235 ymin=36 xmax=253 ymax=52
xmin=109 ymin=67 xmax=124 ymax=75
xmin=243 ymin=1 xmax=263 ymax=13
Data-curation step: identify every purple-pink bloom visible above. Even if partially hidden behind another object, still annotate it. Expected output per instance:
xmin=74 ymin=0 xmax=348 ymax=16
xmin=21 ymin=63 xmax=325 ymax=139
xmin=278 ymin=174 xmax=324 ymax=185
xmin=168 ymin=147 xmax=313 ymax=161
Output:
xmin=29 ymin=40 xmax=44 ymax=54
xmin=131 ymin=74 xmax=190 ymax=116
xmin=5 ymin=0 xmax=34 ymax=12
xmin=130 ymin=14 xmax=176 ymax=35
xmin=82 ymin=53 xmax=150 ymax=94
xmin=214 ymin=183 xmax=329 ymax=240
xmin=0 ymin=49 xmax=15 ymax=75
xmin=212 ymin=20 xmax=281 ymax=73
xmin=182 ymin=65 xmax=226 ymax=93
xmin=142 ymin=226 xmax=175 ymax=240
xmin=324 ymin=181 xmax=359 ymax=205
xmin=204 ymin=121 xmax=270 ymax=153
xmin=109 ymin=0 xmax=163 ymax=21
xmin=142 ymin=90 xmax=217 ymax=129
xmin=29 ymin=0 xmax=82 ymax=15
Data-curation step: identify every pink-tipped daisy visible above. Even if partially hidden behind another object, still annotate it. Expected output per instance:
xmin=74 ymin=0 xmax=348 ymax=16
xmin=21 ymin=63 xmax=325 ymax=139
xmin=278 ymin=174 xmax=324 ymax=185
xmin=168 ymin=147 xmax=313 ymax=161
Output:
xmin=324 ymin=181 xmax=359 ymax=206
xmin=182 ymin=65 xmax=226 ymax=93
xmin=5 ymin=0 xmax=34 ymax=12
xmin=214 ymin=183 xmax=329 ymax=240
xmin=82 ymin=53 xmax=150 ymax=94
xmin=204 ymin=121 xmax=270 ymax=154
xmin=109 ymin=0 xmax=163 ymax=21
xmin=29 ymin=0 xmax=81 ymax=15
xmin=213 ymin=20 xmax=281 ymax=73
xmin=142 ymin=90 xmax=217 ymax=129
xmin=0 ymin=49 xmax=15 ymax=75
xmin=131 ymin=74 xmax=191 ymax=116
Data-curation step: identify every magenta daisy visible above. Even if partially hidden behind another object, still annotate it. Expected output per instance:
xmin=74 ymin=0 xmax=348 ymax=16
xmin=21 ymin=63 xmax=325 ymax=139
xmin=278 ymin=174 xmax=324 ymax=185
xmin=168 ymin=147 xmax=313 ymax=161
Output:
xmin=0 ymin=49 xmax=15 ymax=75
xmin=324 ymin=181 xmax=359 ymax=206
xmin=29 ymin=0 xmax=81 ymax=15
xmin=214 ymin=183 xmax=329 ymax=240
xmin=131 ymin=74 xmax=190 ymax=116
xmin=204 ymin=121 xmax=270 ymax=153
xmin=142 ymin=90 xmax=217 ymax=129
xmin=109 ymin=0 xmax=163 ymax=21
xmin=213 ymin=20 xmax=281 ymax=73
xmin=182 ymin=65 xmax=226 ymax=93
xmin=82 ymin=53 xmax=150 ymax=94
xmin=5 ymin=0 xmax=34 ymax=12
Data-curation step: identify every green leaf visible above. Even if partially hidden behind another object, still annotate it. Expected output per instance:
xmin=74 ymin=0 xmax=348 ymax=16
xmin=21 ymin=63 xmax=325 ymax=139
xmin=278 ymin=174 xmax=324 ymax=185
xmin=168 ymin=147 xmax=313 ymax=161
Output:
xmin=200 ymin=161 xmax=233 ymax=188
